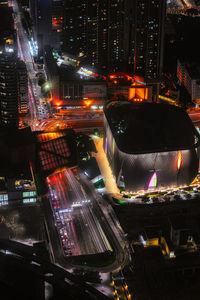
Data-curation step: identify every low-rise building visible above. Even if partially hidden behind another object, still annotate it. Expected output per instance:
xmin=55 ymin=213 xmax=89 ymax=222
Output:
xmin=44 ymin=46 xmax=107 ymax=108
xmin=177 ymin=59 xmax=200 ymax=105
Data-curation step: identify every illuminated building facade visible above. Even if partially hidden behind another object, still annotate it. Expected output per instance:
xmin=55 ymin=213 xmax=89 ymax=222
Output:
xmin=107 ymin=0 xmax=130 ymax=72
xmin=103 ymin=101 xmax=199 ymax=192
xmin=62 ymin=0 xmax=165 ymax=78
xmin=63 ymin=0 xmax=108 ymax=69
xmin=17 ymin=60 xmax=29 ymax=115
xmin=63 ymin=1 xmax=85 ymax=56
xmin=129 ymin=0 xmax=166 ymax=80
xmin=63 ymin=0 xmax=129 ymax=72
xmin=0 ymin=54 xmax=19 ymax=128
xmin=0 ymin=53 xmax=29 ymax=127
xmin=107 ymin=73 xmax=152 ymax=101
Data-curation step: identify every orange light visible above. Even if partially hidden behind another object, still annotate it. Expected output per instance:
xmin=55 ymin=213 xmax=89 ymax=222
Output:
xmin=113 ymin=80 xmax=117 ymax=84
xmin=6 ymin=39 xmax=13 ymax=44
xmin=110 ymin=281 xmax=114 ymax=287
xmin=177 ymin=151 xmax=182 ymax=170
xmin=84 ymin=99 xmax=93 ymax=107
xmin=53 ymin=166 xmax=68 ymax=175
xmin=49 ymin=90 xmax=53 ymax=102
xmin=55 ymin=101 xmax=61 ymax=106
xmin=126 ymin=75 xmax=133 ymax=81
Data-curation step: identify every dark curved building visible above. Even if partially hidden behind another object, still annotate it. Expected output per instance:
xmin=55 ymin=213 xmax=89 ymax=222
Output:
xmin=103 ymin=101 xmax=200 ymax=192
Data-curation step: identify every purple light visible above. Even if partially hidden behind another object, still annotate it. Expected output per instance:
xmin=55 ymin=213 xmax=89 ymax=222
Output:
xmin=148 ymin=172 xmax=157 ymax=189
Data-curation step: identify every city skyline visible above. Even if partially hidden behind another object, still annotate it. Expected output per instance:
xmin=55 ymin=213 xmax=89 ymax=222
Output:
xmin=1 ymin=0 xmax=200 ymax=299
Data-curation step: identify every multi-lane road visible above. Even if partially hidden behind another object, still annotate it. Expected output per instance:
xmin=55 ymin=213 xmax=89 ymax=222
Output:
xmin=47 ymin=168 xmax=112 ymax=257
xmin=12 ymin=0 xmax=50 ymax=125
xmin=46 ymin=167 xmax=129 ymax=272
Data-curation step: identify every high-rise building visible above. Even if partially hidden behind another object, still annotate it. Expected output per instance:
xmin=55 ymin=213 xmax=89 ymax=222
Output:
xmin=0 ymin=53 xmax=19 ymax=128
xmin=63 ymin=0 xmax=85 ymax=57
xmin=62 ymin=0 xmax=165 ymax=79
xmin=107 ymin=0 xmax=130 ymax=72
xmin=17 ymin=60 xmax=29 ymax=115
xmin=29 ymin=0 xmax=64 ymax=52
xmin=0 ymin=53 xmax=28 ymax=128
xmin=0 ymin=4 xmax=17 ymax=54
xmin=29 ymin=0 xmax=52 ymax=60
xmin=30 ymin=0 xmax=166 ymax=84
xmin=63 ymin=0 xmax=128 ymax=72
xmin=51 ymin=0 xmax=64 ymax=49
xmin=129 ymin=0 xmax=166 ymax=80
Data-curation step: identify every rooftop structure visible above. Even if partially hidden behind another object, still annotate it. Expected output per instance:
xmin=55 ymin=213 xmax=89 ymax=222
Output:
xmin=35 ymin=129 xmax=77 ymax=178
xmin=103 ymin=101 xmax=200 ymax=192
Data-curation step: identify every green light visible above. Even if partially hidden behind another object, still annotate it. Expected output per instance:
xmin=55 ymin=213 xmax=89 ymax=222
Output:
xmin=43 ymin=82 xmax=51 ymax=91
xmin=113 ymin=197 xmax=126 ymax=205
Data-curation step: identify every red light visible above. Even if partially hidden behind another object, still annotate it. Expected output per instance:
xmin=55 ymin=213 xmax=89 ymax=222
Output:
xmin=125 ymin=75 xmax=133 ymax=81
xmin=93 ymin=73 xmax=98 ymax=77
xmin=165 ymin=89 xmax=170 ymax=96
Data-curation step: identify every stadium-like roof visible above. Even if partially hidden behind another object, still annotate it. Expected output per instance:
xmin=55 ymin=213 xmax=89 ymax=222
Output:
xmin=104 ymin=101 xmax=200 ymax=154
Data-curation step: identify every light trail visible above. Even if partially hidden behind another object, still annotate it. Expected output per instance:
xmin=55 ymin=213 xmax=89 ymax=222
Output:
xmin=47 ymin=168 xmax=112 ymax=257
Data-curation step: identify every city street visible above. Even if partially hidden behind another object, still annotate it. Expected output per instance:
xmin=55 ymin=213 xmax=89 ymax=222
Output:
xmin=38 ymin=118 xmax=103 ymax=131
xmin=47 ymin=168 xmax=112 ymax=257
xmin=12 ymin=0 xmax=49 ymax=125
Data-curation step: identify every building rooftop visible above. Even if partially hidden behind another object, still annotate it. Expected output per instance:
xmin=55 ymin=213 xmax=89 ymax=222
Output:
xmin=104 ymin=101 xmax=200 ymax=154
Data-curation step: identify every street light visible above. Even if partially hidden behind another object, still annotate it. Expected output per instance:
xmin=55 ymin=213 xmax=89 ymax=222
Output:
xmin=43 ymin=82 xmax=51 ymax=91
